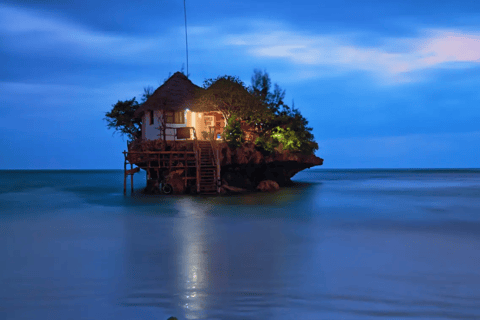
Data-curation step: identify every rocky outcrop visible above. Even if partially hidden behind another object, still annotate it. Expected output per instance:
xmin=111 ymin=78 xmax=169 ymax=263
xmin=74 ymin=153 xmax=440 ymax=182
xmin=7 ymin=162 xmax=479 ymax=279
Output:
xmin=212 ymin=141 xmax=323 ymax=190
xmin=257 ymin=180 xmax=280 ymax=192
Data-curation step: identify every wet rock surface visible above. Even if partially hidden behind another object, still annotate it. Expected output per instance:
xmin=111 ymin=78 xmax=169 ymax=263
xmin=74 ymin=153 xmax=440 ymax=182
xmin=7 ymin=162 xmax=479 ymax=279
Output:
xmin=256 ymin=180 xmax=280 ymax=192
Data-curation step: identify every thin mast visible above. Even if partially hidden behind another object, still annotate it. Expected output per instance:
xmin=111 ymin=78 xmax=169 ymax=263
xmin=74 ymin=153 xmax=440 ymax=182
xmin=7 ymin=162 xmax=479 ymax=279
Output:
xmin=183 ymin=0 xmax=189 ymax=78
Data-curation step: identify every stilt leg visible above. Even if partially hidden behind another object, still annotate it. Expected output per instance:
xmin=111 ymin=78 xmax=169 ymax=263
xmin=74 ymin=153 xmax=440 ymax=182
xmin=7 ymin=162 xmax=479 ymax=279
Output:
xmin=130 ymin=163 xmax=134 ymax=194
xmin=124 ymin=155 xmax=127 ymax=195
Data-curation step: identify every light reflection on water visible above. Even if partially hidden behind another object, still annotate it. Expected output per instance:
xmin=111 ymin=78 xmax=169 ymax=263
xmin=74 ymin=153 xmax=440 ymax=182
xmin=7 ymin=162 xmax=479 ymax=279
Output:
xmin=0 ymin=170 xmax=479 ymax=319
xmin=174 ymin=198 xmax=209 ymax=319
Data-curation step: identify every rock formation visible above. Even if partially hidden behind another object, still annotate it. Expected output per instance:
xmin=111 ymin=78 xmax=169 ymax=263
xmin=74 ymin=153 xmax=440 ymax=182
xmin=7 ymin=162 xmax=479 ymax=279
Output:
xmin=213 ymin=141 xmax=323 ymax=191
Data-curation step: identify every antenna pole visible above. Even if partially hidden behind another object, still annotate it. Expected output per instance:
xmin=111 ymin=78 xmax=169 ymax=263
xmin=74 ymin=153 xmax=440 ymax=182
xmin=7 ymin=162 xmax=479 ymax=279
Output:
xmin=183 ymin=0 xmax=189 ymax=78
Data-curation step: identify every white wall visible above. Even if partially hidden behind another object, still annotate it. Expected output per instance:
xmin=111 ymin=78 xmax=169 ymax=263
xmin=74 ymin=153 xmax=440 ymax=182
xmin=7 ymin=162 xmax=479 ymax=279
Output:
xmin=143 ymin=110 xmax=187 ymax=140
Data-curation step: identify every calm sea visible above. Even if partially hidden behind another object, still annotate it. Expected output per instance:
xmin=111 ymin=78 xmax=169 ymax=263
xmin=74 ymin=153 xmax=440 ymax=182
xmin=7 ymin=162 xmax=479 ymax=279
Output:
xmin=1 ymin=169 xmax=479 ymax=320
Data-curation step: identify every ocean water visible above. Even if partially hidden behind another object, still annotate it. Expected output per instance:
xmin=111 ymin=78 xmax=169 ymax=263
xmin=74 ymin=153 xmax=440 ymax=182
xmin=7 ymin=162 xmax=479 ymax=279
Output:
xmin=0 ymin=169 xmax=479 ymax=320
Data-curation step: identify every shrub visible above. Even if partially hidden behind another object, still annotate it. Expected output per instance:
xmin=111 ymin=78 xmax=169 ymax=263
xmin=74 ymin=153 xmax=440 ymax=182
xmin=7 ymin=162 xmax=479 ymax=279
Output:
xmin=254 ymin=135 xmax=278 ymax=155
xmin=265 ymin=126 xmax=319 ymax=155
xmin=222 ymin=115 xmax=244 ymax=148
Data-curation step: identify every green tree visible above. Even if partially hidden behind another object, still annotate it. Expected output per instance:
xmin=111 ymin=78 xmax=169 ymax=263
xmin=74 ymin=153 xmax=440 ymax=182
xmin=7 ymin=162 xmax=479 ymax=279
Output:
xmin=222 ymin=113 xmax=244 ymax=148
xmin=104 ymin=87 xmax=153 ymax=141
xmin=250 ymin=70 xmax=318 ymax=155
xmin=104 ymin=97 xmax=141 ymax=141
xmin=196 ymin=75 xmax=269 ymax=124
xmin=250 ymin=69 xmax=286 ymax=115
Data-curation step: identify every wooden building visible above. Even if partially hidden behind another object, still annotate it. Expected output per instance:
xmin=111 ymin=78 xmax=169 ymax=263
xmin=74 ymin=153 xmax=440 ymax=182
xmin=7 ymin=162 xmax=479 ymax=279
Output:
xmin=125 ymin=72 xmax=223 ymax=195
xmin=134 ymin=72 xmax=225 ymax=141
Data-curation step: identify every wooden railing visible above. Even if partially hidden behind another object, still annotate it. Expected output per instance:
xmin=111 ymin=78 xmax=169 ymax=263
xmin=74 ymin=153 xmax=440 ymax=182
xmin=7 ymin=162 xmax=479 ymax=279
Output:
xmin=195 ymin=139 xmax=200 ymax=193
xmin=209 ymin=140 xmax=221 ymax=193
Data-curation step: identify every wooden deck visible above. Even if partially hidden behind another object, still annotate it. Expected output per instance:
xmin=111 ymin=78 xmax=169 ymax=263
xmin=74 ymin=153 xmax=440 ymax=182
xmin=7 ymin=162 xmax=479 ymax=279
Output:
xmin=123 ymin=140 xmax=221 ymax=195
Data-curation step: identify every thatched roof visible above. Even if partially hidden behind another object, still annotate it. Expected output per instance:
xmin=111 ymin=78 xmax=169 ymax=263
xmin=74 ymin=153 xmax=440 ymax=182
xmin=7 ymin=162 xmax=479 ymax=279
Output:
xmin=135 ymin=72 xmax=210 ymax=117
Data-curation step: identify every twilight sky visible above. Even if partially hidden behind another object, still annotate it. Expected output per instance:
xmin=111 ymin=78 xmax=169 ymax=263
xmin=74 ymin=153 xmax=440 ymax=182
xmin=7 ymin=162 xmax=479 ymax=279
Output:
xmin=1 ymin=0 xmax=480 ymax=169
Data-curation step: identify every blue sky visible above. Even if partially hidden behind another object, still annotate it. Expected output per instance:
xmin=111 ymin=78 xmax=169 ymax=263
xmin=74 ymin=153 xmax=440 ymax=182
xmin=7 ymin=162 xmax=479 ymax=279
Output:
xmin=1 ymin=0 xmax=480 ymax=169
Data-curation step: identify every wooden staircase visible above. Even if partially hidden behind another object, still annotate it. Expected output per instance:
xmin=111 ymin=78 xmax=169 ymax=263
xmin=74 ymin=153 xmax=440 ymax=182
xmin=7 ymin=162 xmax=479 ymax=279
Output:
xmin=197 ymin=141 xmax=218 ymax=194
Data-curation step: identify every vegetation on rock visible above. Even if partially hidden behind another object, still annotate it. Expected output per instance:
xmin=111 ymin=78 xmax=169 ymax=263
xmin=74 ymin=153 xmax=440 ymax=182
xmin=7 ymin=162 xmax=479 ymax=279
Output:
xmin=198 ymin=69 xmax=318 ymax=155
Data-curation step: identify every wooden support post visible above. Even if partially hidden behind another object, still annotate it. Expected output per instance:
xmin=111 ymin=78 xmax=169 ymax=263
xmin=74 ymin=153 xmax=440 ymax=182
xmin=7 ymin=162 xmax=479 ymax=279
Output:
xmin=130 ymin=163 xmax=134 ymax=194
xmin=216 ymin=148 xmax=221 ymax=193
xmin=184 ymin=151 xmax=187 ymax=188
xmin=123 ymin=152 xmax=127 ymax=195
xmin=196 ymin=146 xmax=200 ymax=193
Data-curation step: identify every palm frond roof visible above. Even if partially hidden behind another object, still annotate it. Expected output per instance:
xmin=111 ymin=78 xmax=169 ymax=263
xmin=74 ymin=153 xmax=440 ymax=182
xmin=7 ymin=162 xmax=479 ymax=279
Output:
xmin=134 ymin=72 xmax=210 ymax=117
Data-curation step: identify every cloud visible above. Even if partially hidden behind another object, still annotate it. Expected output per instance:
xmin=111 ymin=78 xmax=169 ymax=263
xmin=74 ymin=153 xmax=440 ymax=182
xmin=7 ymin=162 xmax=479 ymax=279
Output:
xmin=418 ymin=30 xmax=480 ymax=66
xmin=225 ymin=21 xmax=480 ymax=83
xmin=0 ymin=5 xmax=172 ymax=62
xmin=2 ymin=5 xmax=480 ymax=84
